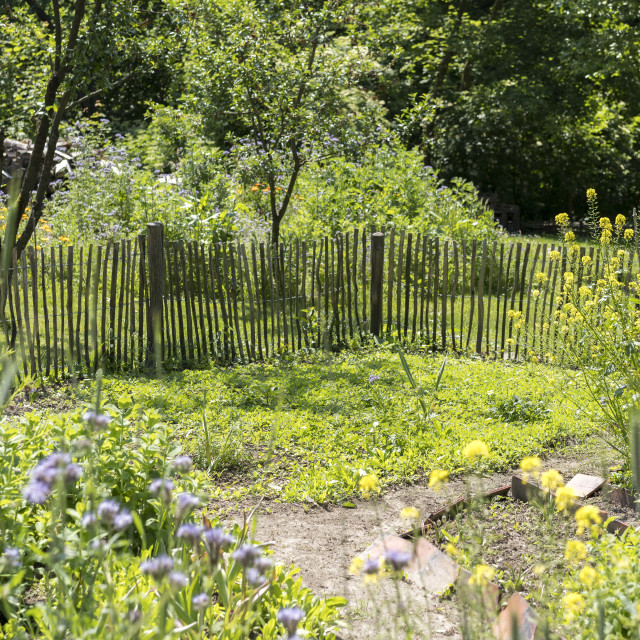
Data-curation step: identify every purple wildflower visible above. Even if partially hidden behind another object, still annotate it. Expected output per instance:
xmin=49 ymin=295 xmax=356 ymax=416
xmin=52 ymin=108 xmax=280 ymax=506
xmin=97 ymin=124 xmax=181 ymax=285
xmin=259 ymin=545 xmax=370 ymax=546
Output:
xmin=82 ymin=512 xmax=97 ymax=528
xmin=176 ymin=523 xmax=203 ymax=545
xmin=192 ymin=593 xmax=210 ymax=610
xmin=246 ymin=567 xmax=264 ymax=586
xmin=175 ymin=493 xmax=199 ymax=519
xmin=3 ymin=548 xmax=20 ymax=569
xmin=168 ymin=571 xmax=188 ymax=589
xmin=232 ymin=544 xmax=261 ymax=568
xmin=203 ymin=527 xmax=234 ymax=564
xmin=368 ymin=374 xmax=380 ymax=383
xmin=97 ymin=499 xmax=121 ymax=524
xmin=23 ymin=481 xmax=50 ymax=504
xmin=384 ymin=550 xmax=412 ymax=571
xmin=149 ymin=478 xmax=174 ymax=503
xmin=172 ymin=456 xmax=193 ymax=473
xmin=363 ymin=558 xmax=381 ymax=575
xmin=140 ymin=555 xmax=174 ymax=580
xmin=113 ymin=510 xmax=133 ymax=531
xmin=277 ymin=607 xmax=305 ymax=637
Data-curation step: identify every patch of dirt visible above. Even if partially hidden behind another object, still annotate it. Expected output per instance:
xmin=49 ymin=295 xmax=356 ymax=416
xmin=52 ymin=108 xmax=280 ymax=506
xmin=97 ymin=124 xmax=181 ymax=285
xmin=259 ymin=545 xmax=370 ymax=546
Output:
xmin=218 ymin=474 xmax=512 ymax=640
xmin=426 ymin=496 xmax=573 ymax=607
xmin=3 ymin=384 xmax=78 ymax=417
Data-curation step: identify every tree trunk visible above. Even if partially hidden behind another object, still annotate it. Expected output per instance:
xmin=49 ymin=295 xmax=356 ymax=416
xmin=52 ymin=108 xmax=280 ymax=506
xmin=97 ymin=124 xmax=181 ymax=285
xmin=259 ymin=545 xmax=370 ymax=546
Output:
xmin=271 ymin=215 xmax=281 ymax=245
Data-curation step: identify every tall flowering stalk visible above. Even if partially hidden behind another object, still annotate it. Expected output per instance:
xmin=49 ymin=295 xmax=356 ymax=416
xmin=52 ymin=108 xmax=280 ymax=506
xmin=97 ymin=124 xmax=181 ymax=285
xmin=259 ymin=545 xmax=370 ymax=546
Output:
xmin=554 ymin=189 xmax=640 ymax=464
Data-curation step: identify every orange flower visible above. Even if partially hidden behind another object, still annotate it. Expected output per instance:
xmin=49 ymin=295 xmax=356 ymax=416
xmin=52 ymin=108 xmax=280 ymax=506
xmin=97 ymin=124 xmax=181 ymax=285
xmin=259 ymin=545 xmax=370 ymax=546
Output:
xmin=250 ymin=186 xmax=259 ymax=192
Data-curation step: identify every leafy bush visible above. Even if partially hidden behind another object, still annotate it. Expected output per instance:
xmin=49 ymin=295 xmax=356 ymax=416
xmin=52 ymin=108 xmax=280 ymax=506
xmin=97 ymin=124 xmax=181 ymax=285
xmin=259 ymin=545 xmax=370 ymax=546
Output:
xmin=44 ymin=121 xmax=499 ymax=247
xmin=282 ymin=143 xmax=501 ymax=243
xmin=0 ymin=393 xmax=344 ymax=638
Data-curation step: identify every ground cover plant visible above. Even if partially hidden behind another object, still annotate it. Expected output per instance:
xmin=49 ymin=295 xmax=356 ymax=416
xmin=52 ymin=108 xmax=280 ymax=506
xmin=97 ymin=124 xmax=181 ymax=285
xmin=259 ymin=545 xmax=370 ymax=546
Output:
xmin=64 ymin=349 xmax=595 ymax=505
xmin=0 ymin=386 xmax=345 ymax=639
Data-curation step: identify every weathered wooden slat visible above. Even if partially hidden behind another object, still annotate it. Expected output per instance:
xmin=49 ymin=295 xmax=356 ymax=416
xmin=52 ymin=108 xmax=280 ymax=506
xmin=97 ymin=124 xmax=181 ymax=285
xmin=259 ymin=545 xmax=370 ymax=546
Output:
xmin=361 ymin=229 xmax=367 ymax=326
xmin=500 ymin=243 xmax=514 ymax=355
xmin=395 ymin=230 xmax=405 ymax=336
xmin=91 ymin=245 xmax=101 ymax=372
xmin=194 ymin=243 xmax=208 ymax=359
xmin=345 ymin=234 xmax=353 ymax=340
xmin=465 ymin=240 xmax=477 ymax=351
xmin=420 ymin=235 xmax=427 ymax=338
xmin=386 ymin=229 xmax=396 ymax=334
xmin=352 ymin=230 xmax=362 ymax=340
xmin=451 ymin=241 xmax=459 ymax=350
xmin=208 ymin=246 xmax=221 ymax=359
xmin=50 ymin=247 xmax=58 ymax=378
xmin=259 ymin=243 xmax=269 ymax=358
xmin=21 ymin=252 xmax=35 ymax=375
xmin=179 ymin=242 xmax=194 ymax=361
xmin=404 ymin=233 xmax=412 ymax=337
xmin=122 ymin=242 xmax=131 ymax=368
xmin=40 ymin=248 xmax=50 ymax=376
xmin=200 ymin=245 xmax=214 ymax=359
xmin=75 ymin=246 xmax=84 ymax=372
xmin=508 ymin=242 xmax=522 ymax=350
xmin=235 ymin=243 xmax=251 ymax=360
xmin=213 ymin=244 xmax=229 ymax=360
xmin=522 ymin=243 xmax=541 ymax=357
xmin=241 ymin=244 xmax=257 ymax=361
xmin=493 ymin=243 xmax=505 ymax=357
xmin=295 ymin=239 xmax=302 ymax=349
xmin=58 ymin=246 xmax=65 ymax=374
xmin=29 ymin=248 xmax=41 ymax=374
xmin=13 ymin=251 xmax=27 ymax=376
xmin=485 ymin=241 xmax=496 ymax=354
xmin=432 ymin=238 xmax=439 ymax=346
xmin=109 ymin=242 xmax=119 ymax=367
xmin=459 ymin=239 xmax=466 ymax=344
xmin=101 ymin=243 xmax=111 ymax=370
xmin=228 ymin=244 xmax=244 ymax=362
xmin=187 ymin=243 xmax=202 ymax=361
xmin=514 ymin=242 xmax=531 ymax=359
xmin=251 ymin=243 xmax=263 ymax=359
xmin=441 ymin=240 xmax=448 ymax=348
xmin=412 ymin=233 xmax=420 ymax=341
xmin=137 ymin=237 xmax=145 ymax=367
xmin=475 ymin=240 xmax=487 ymax=354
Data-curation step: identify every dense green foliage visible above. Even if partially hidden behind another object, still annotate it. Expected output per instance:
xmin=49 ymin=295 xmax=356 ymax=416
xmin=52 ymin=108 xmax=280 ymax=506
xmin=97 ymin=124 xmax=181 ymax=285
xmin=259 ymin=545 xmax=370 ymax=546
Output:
xmin=4 ymin=0 xmax=638 ymax=240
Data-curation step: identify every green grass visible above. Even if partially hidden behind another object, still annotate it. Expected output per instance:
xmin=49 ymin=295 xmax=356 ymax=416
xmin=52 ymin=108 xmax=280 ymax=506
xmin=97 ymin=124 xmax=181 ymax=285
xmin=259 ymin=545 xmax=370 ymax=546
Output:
xmin=64 ymin=347 xmax=596 ymax=504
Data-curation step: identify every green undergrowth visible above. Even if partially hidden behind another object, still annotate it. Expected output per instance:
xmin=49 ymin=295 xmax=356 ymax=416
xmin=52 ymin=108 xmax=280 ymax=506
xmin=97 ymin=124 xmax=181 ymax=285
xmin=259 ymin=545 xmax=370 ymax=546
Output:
xmin=61 ymin=348 xmax=596 ymax=504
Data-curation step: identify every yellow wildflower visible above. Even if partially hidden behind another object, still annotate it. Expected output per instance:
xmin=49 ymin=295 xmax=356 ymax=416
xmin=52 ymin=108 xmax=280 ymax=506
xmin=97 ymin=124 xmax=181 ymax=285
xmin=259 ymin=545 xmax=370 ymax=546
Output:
xmin=532 ymin=289 xmax=540 ymax=299
xmin=564 ymin=231 xmax=575 ymax=242
xmin=564 ymin=539 xmax=587 ymax=564
xmin=586 ymin=188 xmax=596 ymax=200
xmin=445 ymin=543 xmax=459 ymax=558
xmin=359 ymin=474 xmax=380 ymax=498
xmin=601 ymin=229 xmax=612 ymax=244
xmin=563 ymin=592 xmax=585 ymax=618
xmin=555 ymin=486 xmax=577 ymax=513
xmin=250 ymin=185 xmax=259 ymax=192
xmin=624 ymin=228 xmax=634 ymax=241
xmin=540 ymin=469 xmax=564 ymax=492
xmin=581 ymin=255 xmax=592 ymax=267
xmin=468 ymin=564 xmax=495 ymax=587
xmin=563 ymin=272 xmax=574 ymax=285
xmin=428 ymin=469 xmax=450 ymax=491
xmin=615 ymin=214 xmax=626 ymax=228
xmin=349 ymin=556 xmax=364 ymax=574
xmin=555 ymin=212 xmax=570 ymax=226
xmin=535 ymin=272 xmax=548 ymax=284
xmin=400 ymin=506 xmax=420 ymax=520
xmin=530 ymin=355 xmax=538 ymax=364
xmin=506 ymin=338 xmax=515 ymax=347
xmin=575 ymin=505 xmax=602 ymax=535
xmin=599 ymin=217 xmax=612 ymax=229
xmin=462 ymin=440 xmax=489 ymax=460
xmin=519 ymin=455 xmax=541 ymax=483
xmin=578 ymin=565 xmax=598 ymax=588
xmin=549 ymin=251 xmax=561 ymax=261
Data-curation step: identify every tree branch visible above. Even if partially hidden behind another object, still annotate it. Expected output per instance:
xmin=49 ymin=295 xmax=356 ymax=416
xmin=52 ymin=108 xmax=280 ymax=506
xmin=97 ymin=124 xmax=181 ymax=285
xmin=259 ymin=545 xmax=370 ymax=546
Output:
xmin=52 ymin=0 xmax=62 ymax=72
xmin=24 ymin=0 xmax=54 ymax=28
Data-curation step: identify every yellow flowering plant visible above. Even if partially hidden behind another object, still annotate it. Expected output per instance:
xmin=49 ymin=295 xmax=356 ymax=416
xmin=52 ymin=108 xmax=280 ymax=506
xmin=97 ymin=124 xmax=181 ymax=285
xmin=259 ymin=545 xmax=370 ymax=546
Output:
xmin=553 ymin=189 xmax=640 ymax=470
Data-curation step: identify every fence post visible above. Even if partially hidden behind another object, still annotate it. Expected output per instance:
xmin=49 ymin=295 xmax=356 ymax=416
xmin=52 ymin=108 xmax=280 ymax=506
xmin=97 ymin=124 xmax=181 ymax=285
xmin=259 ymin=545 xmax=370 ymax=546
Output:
xmin=147 ymin=222 xmax=164 ymax=369
xmin=370 ymin=232 xmax=384 ymax=336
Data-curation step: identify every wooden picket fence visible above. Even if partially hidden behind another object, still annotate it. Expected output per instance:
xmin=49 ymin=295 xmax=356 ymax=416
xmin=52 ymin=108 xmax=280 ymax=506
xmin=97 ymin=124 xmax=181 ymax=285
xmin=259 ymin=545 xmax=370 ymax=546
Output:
xmin=0 ymin=223 xmax=635 ymax=379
